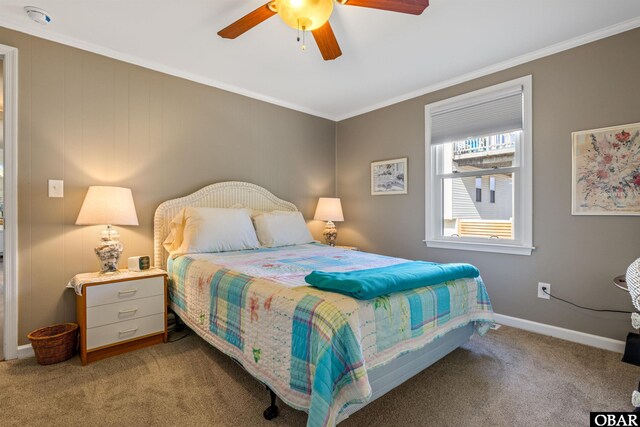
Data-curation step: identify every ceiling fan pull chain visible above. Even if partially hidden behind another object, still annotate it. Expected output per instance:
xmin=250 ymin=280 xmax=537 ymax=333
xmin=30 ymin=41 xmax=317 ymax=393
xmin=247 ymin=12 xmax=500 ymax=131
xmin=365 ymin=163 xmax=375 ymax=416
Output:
xmin=302 ymin=28 xmax=307 ymax=51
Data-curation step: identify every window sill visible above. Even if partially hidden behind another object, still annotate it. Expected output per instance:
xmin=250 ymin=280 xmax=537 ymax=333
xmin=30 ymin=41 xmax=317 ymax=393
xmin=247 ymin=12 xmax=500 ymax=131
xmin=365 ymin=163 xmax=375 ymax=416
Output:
xmin=424 ymin=239 xmax=534 ymax=256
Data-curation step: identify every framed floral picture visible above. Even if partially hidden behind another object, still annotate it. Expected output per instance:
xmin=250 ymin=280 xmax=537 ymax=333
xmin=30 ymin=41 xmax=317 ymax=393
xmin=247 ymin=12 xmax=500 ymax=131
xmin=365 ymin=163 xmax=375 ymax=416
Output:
xmin=371 ymin=158 xmax=407 ymax=195
xmin=572 ymin=122 xmax=640 ymax=215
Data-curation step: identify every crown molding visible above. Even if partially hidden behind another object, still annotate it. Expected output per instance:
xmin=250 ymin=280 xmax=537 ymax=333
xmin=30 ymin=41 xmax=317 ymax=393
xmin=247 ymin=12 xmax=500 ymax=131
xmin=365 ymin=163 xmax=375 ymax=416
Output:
xmin=0 ymin=19 xmax=335 ymax=121
xmin=1 ymin=14 xmax=640 ymax=122
xmin=335 ymin=15 xmax=640 ymax=121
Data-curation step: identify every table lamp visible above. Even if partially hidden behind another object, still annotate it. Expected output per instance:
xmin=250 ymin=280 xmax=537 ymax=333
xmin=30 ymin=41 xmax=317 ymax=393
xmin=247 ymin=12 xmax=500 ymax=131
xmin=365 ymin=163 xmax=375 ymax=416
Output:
xmin=76 ymin=186 xmax=139 ymax=274
xmin=314 ymin=197 xmax=344 ymax=246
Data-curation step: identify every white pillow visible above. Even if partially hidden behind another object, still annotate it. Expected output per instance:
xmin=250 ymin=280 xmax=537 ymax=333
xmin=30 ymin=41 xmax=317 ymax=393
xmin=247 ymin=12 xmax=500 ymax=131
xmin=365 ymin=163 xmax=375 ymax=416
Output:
xmin=252 ymin=211 xmax=314 ymax=248
xmin=162 ymin=209 xmax=186 ymax=254
xmin=163 ymin=207 xmax=260 ymax=255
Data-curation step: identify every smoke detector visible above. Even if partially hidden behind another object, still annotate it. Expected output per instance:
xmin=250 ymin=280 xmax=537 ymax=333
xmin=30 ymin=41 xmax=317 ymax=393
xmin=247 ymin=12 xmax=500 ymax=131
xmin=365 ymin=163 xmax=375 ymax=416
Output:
xmin=24 ymin=6 xmax=52 ymax=25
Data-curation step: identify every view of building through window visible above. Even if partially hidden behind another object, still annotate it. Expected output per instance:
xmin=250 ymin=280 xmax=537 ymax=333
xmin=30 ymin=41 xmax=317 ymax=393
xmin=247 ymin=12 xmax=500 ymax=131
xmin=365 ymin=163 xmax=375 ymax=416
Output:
xmin=442 ymin=132 xmax=518 ymax=239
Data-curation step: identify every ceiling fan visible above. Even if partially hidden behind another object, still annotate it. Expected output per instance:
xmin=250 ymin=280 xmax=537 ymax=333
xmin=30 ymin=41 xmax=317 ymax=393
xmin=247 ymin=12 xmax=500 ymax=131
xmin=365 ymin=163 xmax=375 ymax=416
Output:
xmin=217 ymin=0 xmax=430 ymax=61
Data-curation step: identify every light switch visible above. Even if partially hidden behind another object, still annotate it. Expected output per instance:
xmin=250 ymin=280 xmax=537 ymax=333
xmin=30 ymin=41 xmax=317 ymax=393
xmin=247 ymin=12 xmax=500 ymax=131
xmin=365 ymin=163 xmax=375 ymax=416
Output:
xmin=48 ymin=179 xmax=64 ymax=198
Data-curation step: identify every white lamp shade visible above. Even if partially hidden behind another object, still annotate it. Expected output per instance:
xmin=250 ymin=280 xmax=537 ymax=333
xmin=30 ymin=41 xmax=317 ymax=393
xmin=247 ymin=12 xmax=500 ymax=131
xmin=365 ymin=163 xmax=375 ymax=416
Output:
xmin=314 ymin=197 xmax=344 ymax=222
xmin=76 ymin=186 xmax=139 ymax=226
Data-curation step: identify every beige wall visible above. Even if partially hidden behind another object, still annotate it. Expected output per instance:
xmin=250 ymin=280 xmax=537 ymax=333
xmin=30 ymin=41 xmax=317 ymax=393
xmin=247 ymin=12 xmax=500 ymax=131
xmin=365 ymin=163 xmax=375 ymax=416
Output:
xmin=0 ymin=27 xmax=336 ymax=345
xmin=337 ymin=28 xmax=640 ymax=341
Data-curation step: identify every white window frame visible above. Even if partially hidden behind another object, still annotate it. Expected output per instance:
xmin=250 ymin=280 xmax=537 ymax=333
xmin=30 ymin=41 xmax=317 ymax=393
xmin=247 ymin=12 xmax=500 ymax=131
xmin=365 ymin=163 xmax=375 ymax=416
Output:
xmin=424 ymin=75 xmax=533 ymax=256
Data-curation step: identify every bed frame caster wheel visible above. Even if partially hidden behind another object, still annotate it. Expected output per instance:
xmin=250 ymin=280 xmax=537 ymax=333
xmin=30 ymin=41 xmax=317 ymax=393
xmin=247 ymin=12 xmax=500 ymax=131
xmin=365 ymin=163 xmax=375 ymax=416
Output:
xmin=263 ymin=405 xmax=279 ymax=420
xmin=264 ymin=387 xmax=279 ymax=420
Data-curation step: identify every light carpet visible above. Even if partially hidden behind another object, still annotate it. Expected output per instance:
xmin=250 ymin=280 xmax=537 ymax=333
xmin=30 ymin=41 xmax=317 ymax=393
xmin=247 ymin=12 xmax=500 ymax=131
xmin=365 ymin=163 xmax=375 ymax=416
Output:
xmin=0 ymin=326 xmax=638 ymax=426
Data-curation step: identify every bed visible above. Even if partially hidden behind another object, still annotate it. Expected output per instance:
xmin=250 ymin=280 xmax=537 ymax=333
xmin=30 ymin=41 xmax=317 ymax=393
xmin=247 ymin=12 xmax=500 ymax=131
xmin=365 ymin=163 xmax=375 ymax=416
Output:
xmin=153 ymin=181 xmax=494 ymax=427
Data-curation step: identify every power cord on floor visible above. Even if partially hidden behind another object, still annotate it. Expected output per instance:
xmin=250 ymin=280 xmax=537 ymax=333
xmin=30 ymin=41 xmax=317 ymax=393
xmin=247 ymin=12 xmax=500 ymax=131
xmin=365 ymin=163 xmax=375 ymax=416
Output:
xmin=167 ymin=311 xmax=191 ymax=343
xmin=168 ymin=330 xmax=190 ymax=343
xmin=541 ymin=287 xmax=632 ymax=314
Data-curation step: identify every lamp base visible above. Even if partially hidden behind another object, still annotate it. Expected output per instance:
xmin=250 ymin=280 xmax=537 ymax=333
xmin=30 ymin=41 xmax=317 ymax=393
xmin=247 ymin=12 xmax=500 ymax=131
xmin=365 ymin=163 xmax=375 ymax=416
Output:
xmin=95 ymin=225 xmax=124 ymax=274
xmin=323 ymin=221 xmax=338 ymax=247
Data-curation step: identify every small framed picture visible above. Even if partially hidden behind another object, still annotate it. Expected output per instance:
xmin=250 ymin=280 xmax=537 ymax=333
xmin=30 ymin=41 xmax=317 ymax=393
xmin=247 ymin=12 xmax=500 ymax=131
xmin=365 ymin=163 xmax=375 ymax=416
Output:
xmin=572 ymin=122 xmax=640 ymax=215
xmin=371 ymin=157 xmax=407 ymax=196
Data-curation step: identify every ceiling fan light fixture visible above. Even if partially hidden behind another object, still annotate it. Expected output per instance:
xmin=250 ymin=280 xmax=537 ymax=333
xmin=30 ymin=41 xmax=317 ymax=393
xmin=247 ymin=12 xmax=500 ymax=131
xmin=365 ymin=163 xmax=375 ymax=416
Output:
xmin=219 ymin=0 xmax=429 ymax=60
xmin=274 ymin=0 xmax=333 ymax=31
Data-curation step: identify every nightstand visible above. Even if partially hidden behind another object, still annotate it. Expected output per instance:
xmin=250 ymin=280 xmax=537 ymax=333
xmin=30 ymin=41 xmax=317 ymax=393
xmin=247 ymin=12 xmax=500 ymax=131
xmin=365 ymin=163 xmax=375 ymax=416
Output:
xmin=70 ymin=269 xmax=168 ymax=365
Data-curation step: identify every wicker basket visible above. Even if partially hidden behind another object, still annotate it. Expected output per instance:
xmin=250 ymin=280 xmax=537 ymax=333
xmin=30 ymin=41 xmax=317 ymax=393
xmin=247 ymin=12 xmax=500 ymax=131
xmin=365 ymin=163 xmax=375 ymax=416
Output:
xmin=27 ymin=323 xmax=79 ymax=365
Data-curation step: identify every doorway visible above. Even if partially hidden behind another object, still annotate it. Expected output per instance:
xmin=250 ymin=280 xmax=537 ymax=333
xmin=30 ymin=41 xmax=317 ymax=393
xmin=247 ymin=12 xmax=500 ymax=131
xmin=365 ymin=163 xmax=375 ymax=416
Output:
xmin=0 ymin=57 xmax=4 ymax=361
xmin=0 ymin=45 xmax=16 ymax=361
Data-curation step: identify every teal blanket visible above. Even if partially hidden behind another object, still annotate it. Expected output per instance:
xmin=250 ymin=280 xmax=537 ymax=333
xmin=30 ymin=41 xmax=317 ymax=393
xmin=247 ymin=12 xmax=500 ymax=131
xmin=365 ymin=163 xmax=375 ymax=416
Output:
xmin=305 ymin=261 xmax=480 ymax=300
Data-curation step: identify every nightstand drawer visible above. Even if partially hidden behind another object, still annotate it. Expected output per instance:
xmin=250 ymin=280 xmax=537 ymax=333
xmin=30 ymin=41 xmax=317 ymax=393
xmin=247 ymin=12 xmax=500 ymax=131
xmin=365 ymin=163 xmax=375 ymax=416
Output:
xmin=86 ymin=276 xmax=164 ymax=307
xmin=86 ymin=294 xmax=165 ymax=328
xmin=87 ymin=313 xmax=165 ymax=350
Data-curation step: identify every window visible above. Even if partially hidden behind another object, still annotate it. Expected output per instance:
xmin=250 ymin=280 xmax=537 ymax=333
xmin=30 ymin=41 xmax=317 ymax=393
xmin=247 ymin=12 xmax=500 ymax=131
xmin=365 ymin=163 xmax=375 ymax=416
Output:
xmin=425 ymin=75 xmax=533 ymax=255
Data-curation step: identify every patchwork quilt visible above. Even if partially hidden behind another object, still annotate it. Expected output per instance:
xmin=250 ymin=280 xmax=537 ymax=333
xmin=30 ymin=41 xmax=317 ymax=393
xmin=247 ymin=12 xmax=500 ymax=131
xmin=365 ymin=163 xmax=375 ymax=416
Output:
xmin=167 ymin=243 xmax=494 ymax=427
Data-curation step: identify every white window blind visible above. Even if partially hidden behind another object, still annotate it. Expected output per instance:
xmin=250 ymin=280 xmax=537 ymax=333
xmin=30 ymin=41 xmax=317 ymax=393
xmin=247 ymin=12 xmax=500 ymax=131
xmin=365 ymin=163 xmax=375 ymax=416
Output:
xmin=430 ymin=86 xmax=524 ymax=145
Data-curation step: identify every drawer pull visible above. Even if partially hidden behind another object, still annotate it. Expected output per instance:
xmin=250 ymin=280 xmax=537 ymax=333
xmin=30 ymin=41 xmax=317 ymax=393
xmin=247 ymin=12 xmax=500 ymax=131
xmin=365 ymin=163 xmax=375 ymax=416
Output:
xmin=118 ymin=288 xmax=138 ymax=296
xmin=118 ymin=327 xmax=139 ymax=335
xmin=118 ymin=308 xmax=138 ymax=316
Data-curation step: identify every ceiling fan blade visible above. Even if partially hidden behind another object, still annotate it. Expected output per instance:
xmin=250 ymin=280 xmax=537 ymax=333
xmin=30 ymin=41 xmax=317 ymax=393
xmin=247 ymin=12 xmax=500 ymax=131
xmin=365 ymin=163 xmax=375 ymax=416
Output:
xmin=340 ymin=0 xmax=429 ymax=15
xmin=218 ymin=2 xmax=277 ymax=39
xmin=312 ymin=22 xmax=342 ymax=61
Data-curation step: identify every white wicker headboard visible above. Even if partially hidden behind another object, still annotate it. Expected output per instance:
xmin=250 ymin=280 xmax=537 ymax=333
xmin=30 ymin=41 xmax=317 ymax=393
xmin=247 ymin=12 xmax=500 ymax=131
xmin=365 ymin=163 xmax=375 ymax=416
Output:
xmin=153 ymin=181 xmax=298 ymax=269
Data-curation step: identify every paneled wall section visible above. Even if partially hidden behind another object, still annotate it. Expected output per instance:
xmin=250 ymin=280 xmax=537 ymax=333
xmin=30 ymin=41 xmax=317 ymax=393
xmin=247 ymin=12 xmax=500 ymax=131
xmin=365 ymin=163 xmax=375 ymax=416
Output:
xmin=336 ymin=28 xmax=640 ymax=341
xmin=0 ymin=27 xmax=336 ymax=344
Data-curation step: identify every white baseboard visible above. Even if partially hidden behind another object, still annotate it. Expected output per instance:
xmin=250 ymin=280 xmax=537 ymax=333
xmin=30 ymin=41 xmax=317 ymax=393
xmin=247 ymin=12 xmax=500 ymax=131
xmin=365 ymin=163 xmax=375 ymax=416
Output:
xmin=11 ymin=316 xmax=625 ymax=360
xmin=17 ymin=343 xmax=34 ymax=359
xmin=493 ymin=313 xmax=626 ymax=354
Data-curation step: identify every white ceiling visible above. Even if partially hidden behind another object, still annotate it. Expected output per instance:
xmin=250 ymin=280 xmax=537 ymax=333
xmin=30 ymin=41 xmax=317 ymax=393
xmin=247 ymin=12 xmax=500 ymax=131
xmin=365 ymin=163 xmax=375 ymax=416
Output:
xmin=0 ymin=0 xmax=639 ymax=120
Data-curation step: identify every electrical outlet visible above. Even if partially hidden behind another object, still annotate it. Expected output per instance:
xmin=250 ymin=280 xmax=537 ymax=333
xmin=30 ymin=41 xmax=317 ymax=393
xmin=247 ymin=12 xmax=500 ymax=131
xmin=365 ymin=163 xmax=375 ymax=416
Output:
xmin=538 ymin=282 xmax=550 ymax=299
